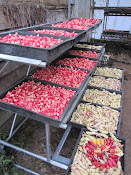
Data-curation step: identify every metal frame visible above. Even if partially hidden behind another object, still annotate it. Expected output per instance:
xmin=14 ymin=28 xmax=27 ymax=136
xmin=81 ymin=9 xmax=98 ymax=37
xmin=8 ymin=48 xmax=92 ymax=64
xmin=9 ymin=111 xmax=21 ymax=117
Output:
xmin=0 ymin=113 xmax=69 ymax=174
xmin=0 ymin=15 xmax=106 ymax=174
xmin=68 ymin=0 xmax=75 ymax=19
xmin=101 ymin=0 xmax=131 ymax=41
xmin=0 ymin=50 xmax=104 ymax=174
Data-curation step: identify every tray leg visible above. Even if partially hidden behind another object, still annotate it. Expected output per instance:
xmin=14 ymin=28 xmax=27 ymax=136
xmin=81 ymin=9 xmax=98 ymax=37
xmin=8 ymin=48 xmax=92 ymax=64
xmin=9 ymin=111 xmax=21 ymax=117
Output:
xmin=26 ymin=65 xmax=31 ymax=76
xmin=6 ymin=113 xmax=28 ymax=142
xmin=7 ymin=113 xmax=17 ymax=141
xmin=52 ymin=125 xmax=71 ymax=166
xmin=0 ymin=61 xmax=9 ymax=74
xmin=45 ymin=123 xmax=51 ymax=162
xmin=0 ymin=113 xmax=28 ymax=152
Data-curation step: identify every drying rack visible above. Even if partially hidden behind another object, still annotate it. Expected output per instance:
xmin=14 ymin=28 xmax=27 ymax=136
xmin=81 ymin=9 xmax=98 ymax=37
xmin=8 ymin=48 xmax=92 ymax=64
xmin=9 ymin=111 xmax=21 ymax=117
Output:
xmin=101 ymin=1 xmax=131 ymax=44
xmin=0 ymin=19 xmax=104 ymax=175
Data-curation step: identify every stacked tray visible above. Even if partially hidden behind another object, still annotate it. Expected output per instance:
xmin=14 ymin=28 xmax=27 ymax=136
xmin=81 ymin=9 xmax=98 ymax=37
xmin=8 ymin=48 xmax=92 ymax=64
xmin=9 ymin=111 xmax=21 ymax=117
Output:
xmin=69 ymin=99 xmax=122 ymax=136
xmin=69 ymin=86 xmax=123 ymax=136
xmin=74 ymin=42 xmax=106 ymax=52
xmin=68 ymin=66 xmax=124 ymax=136
xmin=61 ymin=65 xmax=125 ymax=173
xmin=0 ymin=41 xmax=105 ymax=128
xmin=51 ymin=54 xmax=99 ymax=72
xmin=0 ymin=77 xmax=79 ymax=127
xmin=16 ymin=25 xmax=87 ymax=45
xmin=103 ymin=30 xmax=130 ymax=35
xmin=44 ymin=18 xmax=102 ymax=32
xmin=0 ymin=31 xmax=75 ymax=64
xmin=92 ymin=66 xmax=124 ymax=79
xmin=30 ymin=65 xmax=91 ymax=90
xmin=90 ymin=66 xmax=124 ymax=92
xmin=29 ymin=48 xmax=104 ymax=91
xmin=104 ymin=7 xmax=131 ymax=16
xmin=87 ymin=75 xmax=123 ymax=92
xmin=65 ymin=128 xmax=126 ymax=175
xmin=0 ymin=18 xmax=102 ymax=64
xmin=67 ymin=46 xmax=104 ymax=60
xmin=81 ymin=86 xmax=123 ymax=110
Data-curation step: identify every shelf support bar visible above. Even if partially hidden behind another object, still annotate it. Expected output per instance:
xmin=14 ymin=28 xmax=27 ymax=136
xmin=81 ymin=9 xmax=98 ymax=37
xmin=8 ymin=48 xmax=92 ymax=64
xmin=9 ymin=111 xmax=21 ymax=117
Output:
xmin=45 ymin=123 xmax=51 ymax=162
xmin=26 ymin=65 xmax=31 ymax=76
xmin=7 ymin=113 xmax=17 ymax=141
xmin=0 ymin=139 xmax=68 ymax=170
xmin=0 ymin=61 xmax=9 ymax=74
xmin=0 ymin=54 xmax=47 ymax=68
xmin=7 ymin=117 xmax=28 ymax=142
xmin=52 ymin=125 xmax=71 ymax=165
xmin=14 ymin=164 xmax=41 ymax=175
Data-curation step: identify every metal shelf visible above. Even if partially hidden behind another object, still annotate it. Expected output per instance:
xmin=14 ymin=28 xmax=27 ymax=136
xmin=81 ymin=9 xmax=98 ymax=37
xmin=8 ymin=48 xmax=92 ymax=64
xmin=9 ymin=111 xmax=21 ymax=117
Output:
xmin=0 ymin=19 xmax=106 ymax=174
xmin=104 ymin=7 xmax=131 ymax=16
xmin=101 ymin=4 xmax=131 ymax=43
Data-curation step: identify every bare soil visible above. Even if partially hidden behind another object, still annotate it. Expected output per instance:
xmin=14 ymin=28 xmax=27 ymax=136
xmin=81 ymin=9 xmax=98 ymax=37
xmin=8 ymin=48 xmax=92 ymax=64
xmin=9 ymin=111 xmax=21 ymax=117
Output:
xmin=6 ymin=42 xmax=131 ymax=175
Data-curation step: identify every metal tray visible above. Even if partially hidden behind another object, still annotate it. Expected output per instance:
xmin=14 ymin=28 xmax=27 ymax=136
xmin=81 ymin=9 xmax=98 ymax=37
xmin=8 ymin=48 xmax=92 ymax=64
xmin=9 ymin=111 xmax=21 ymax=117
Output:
xmin=0 ymin=31 xmax=75 ymax=64
xmin=81 ymin=85 xmax=123 ymax=111
xmin=30 ymin=65 xmax=91 ymax=90
xmin=70 ymin=46 xmax=101 ymax=52
xmin=44 ymin=19 xmax=102 ymax=32
xmin=104 ymin=7 xmax=131 ymax=15
xmin=92 ymin=66 xmax=124 ymax=80
xmin=74 ymin=42 xmax=106 ymax=52
xmin=68 ymin=48 xmax=102 ymax=60
xmin=0 ymin=77 xmax=79 ymax=127
xmin=88 ymin=75 xmax=123 ymax=92
xmin=50 ymin=54 xmax=100 ymax=72
xmin=104 ymin=8 xmax=123 ymax=13
xmin=18 ymin=25 xmax=87 ymax=45
xmin=103 ymin=30 xmax=129 ymax=35
xmin=69 ymin=100 xmax=122 ymax=136
xmin=65 ymin=128 xmax=126 ymax=175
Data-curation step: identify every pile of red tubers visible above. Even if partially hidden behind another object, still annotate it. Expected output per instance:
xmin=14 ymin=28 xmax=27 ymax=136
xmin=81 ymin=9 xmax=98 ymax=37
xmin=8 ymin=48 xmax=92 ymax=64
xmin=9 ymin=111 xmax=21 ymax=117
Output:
xmin=31 ymin=29 xmax=78 ymax=37
xmin=1 ymin=81 xmax=76 ymax=119
xmin=69 ymin=50 xmax=99 ymax=59
xmin=0 ymin=33 xmax=63 ymax=48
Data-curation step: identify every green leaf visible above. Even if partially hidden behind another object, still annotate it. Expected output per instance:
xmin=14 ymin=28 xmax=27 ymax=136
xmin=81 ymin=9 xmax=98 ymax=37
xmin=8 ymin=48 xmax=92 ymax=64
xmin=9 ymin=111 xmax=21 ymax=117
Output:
xmin=4 ymin=173 xmax=9 ymax=175
xmin=41 ymin=3 xmax=45 ymax=9
xmin=0 ymin=155 xmax=5 ymax=161
xmin=3 ymin=159 xmax=12 ymax=166
xmin=18 ymin=170 xmax=25 ymax=175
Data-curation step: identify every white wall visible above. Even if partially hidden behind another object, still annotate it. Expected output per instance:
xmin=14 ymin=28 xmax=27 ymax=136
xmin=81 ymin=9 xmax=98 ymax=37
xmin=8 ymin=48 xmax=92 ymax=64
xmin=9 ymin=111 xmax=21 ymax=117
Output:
xmin=93 ymin=0 xmax=131 ymax=39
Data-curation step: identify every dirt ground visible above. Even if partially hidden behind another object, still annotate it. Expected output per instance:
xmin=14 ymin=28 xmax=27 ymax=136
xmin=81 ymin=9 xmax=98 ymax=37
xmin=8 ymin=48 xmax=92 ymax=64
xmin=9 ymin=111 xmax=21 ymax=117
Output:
xmin=3 ymin=42 xmax=131 ymax=175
